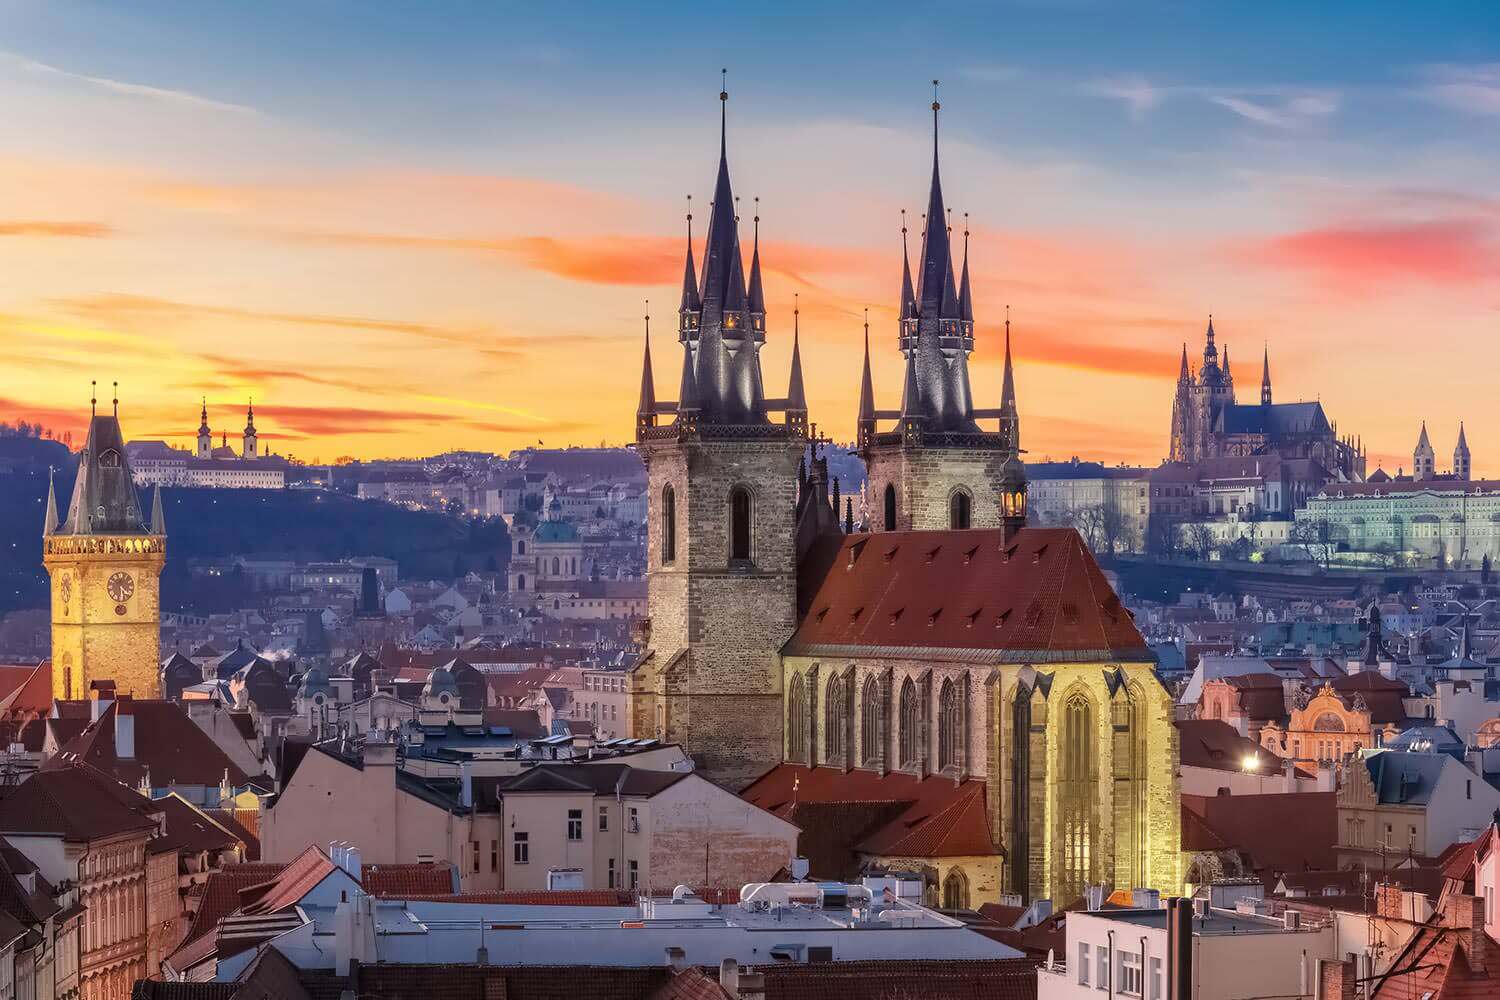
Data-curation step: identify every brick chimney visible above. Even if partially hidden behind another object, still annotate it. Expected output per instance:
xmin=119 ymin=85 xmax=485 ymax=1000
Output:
xmin=1375 ymin=881 xmax=1404 ymax=919
xmin=1317 ymin=958 xmax=1356 ymax=1000
xmin=1442 ymin=892 xmax=1487 ymax=974
xmin=114 ymin=694 xmax=135 ymax=760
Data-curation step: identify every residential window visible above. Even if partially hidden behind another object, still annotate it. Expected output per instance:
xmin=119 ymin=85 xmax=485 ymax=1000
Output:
xmin=1097 ymin=946 xmax=1109 ymax=991
xmin=598 ymin=806 xmax=609 ymax=832
xmin=471 ymin=840 xmax=480 ymax=873
xmin=627 ymin=859 xmax=639 ymax=890
xmin=1118 ymin=951 xmax=1143 ymax=997
xmin=1078 ymin=943 xmax=1091 ymax=986
xmin=628 ymin=807 xmax=639 ymax=833
xmin=490 ymin=840 xmax=498 ymax=873
xmin=567 ymin=809 xmax=583 ymax=841
xmin=1149 ymin=957 xmax=1163 ymax=1000
xmin=513 ymin=832 xmax=529 ymax=864
xmin=608 ymin=858 xmax=617 ymax=889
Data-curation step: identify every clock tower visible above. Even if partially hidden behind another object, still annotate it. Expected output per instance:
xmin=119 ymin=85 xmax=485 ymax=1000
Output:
xmin=43 ymin=392 xmax=166 ymax=700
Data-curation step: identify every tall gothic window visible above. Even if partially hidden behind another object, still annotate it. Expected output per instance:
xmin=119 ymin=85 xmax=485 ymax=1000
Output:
xmin=860 ymin=677 xmax=881 ymax=766
xmin=883 ymin=484 xmax=897 ymax=532
xmin=1060 ymin=693 xmax=1096 ymax=901
xmin=898 ymin=678 xmax=918 ymax=768
xmin=942 ymin=868 xmax=969 ymax=910
xmin=661 ymin=485 xmax=677 ymax=564
xmin=938 ymin=679 xmax=961 ymax=772
xmin=729 ymin=487 xmax=752 ymax=562
xmin=825 ymin=675 xmax=845 ymax=762
xmin=950 ymin=489 xmax=972 ymax=530
xmin=787 ymin=675 xmax=808 ymax=763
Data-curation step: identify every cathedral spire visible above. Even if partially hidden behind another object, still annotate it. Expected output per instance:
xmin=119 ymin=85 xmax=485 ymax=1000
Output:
xmin=63 ymin=395 xmax=147 ymax=536
xmin=1179 ymin=343 xmax=1190 ymax=383
xmin=1203 ymin=314 xmax=1218 ymax=367
xmin=1261 ymin=345 xmax=1272 ymax=405
xmin=915 ymin=80 xmax=955 ymax=319
xmin=678 ymin=196 xmax=699 ymax=329
xmin=857 ymin=308 xmax=875 ymax=443
xmin=1222 ymin=345 xmax=1231 ymax=380
xmin=898 ymin=210 xmax=916 ymax=322
xmin=786 ymin=294 xmax=807 ymax=428
xmin=747 ymin=198 xmax=766 ymax=323
xmin=636 ymin=304 xmax=657 ymax=432
xmin=1000 ymin=305 xmax=1020 ymax=451
xmin=958 ymin=214 xmax=974 ymax=324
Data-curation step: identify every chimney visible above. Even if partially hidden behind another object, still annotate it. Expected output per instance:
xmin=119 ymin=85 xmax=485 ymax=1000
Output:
xmin=719 ymin=958 xmax=740 ymax=995
xmin=114 ymin=696 xmax=135 ymax=759
xmin=1375 ymin=882 xmax=1403 ymax=919
xmin=343 ymin=845 xmax=362 ymax=881
xmin=90 ymin=682 xmax=116 ymax=722
xmin=459 ymin=761 xmax=474 ymax=809
xmin=1442 ymin=892 xmax=1486 ymax=974
xmin=1317 ymin=958 xmax=1357 ymax=1000
xmin=664 ymin=946 xmax=687 ymax=973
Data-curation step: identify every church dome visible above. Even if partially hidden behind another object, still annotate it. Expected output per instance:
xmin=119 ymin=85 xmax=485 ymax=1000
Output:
xmin=423 ymin=663 xmax=460 ymax=700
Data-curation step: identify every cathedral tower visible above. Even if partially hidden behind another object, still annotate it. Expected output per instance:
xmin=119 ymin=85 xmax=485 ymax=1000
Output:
xmin=629 ymin=82 xmax=807 ymax=789
xmin=859 ymin=89 xmax=1025 ymax=533
xmin=43 ymin=388 xmax=166 ymax=700
xmin=196 ymin=398 xmax=212 ymax=459
xmin=1414 ymin=422 xmax=1435 ymax=481
xmin=1454 ymin=423 xmax=1471 ymax=481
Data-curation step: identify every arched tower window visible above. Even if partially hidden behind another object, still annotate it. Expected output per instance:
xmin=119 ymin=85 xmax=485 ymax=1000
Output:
xmin=516 ymin=540 xmax=526 ymax=555
xmin=825 ymin=675 xmax=845 ymax=762
xmin=661 ymin=485 xmax=677 ymax=564
xmin=938 ymin=679 xmax=960 ymax=771
xmin=516 ymin=574 xmax=526 ymax=591
xmin=950 ymin=490 xmax=972 ymax=530
xmin=729 ymin=487 xmax=752 ymax=562
xmin=1059 ymin=692 xmax=1096 ymax=901
xmin=787 ymin=674 xmax=808 ymax=763
xmin=883 ymin=484 xmax=897 ymax=532
xmin=860 ymin=677 xmax=881 ymax=766
xmin=942 ymin=868 xmax=969 ymax=910
xmin=898 ymin=678 xmax=918 ymax=767
xmin=551 ymin=557 xmax=560 ymax=576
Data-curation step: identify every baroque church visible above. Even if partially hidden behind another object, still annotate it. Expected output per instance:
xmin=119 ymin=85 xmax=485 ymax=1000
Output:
xmin=1169 ymin=321 xmax=1366 ymax=480
xmin=628 ymin=87 xmax=1180 ymax=908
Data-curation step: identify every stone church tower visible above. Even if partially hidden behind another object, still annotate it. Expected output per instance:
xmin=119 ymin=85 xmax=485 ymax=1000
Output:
xmin=43 ymin=388 xmax=166 ymax=700
xmin=629 ymin=87 xmax=807 ymax=789
xmin=858 ymin=95 xmax=1025 ymax=533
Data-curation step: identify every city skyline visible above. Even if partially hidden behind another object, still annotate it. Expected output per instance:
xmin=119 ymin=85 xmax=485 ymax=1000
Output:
xmin=0 ymin=3 xmax=1496 ymax=473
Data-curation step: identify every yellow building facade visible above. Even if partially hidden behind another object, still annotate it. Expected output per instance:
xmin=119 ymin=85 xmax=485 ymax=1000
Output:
xmin=43 ymin=409 xmax=166 ymax=700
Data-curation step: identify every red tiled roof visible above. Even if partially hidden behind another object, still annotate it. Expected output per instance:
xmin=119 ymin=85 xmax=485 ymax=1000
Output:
xmin=1183 ymin=791 xmax=1337 ymax=880
xmin=203 ymin=808 xmax=260 ymax=861
xmin=647 ymin=968 xmax=733 ymax=1000
xmin=0 ymin=661 xmax=50 ymax=716
xmin=1330 ymin=673 xmax=1409 ymax=724
xmin=150 ymin=794 xmax=241 ymax=856
xmin=1371 ymin=911 xmax=1500 ymax=999
xmin=977 ymin=902 xmax=1027 ymax=928
xmin=743 ymin=764 xmax=999 ymax=873
xmin=359 ymin=863 xmax=455 ymax=897
xmin=1440 ymin=840 xmax=1479 ymax=882
xmin=789 ymin=528 xmax=1149 ymax=662
xmin=173 ymin=863 xmax=285 ymax=955
xmin=240 ymin=845 xmax=338 ymax=915
xmin=1223 ymin=673 xmax=1287 ymax=721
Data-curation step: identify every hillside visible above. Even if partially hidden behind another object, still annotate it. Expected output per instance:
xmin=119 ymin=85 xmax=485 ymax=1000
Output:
xmin=0 ymin=454 xmax=509 ymax=615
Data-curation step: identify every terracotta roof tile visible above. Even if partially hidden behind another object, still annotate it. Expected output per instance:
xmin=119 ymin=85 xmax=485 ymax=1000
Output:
xmin=790 ymin=527 xmax=1149 ymax=662
xmin=1183 ymin=791 xmax=1337 ymax=880
xmin=359 ymin=863 xmax=456 ymax=897
xmin=0 ymin=760 xmax=158 ymax=842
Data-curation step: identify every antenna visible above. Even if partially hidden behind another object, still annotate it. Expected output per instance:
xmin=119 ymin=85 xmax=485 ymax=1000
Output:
xmin=112 ymin=381 xmax=118 ymax=417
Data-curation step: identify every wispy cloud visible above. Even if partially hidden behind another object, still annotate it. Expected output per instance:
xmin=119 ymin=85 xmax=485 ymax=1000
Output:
xmin=5 ymin=52 xmax=258 ymax=115
xmin=1417 ymin=63 xmax=1500 ymax=116
xmin=1081 ymin=74 xmax=1164 ymax=119
xmin=1207 ymin=91 xmax=1340 ymax=129
xmin=0 ymin=220 xmax=112 ymax=238
xmin=1235 ymin=218 xmax=1500 ymax=292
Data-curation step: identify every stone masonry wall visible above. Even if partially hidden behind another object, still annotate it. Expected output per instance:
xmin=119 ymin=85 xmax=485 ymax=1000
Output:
xmin=863 ymin=443 xmax=1011 ymax=531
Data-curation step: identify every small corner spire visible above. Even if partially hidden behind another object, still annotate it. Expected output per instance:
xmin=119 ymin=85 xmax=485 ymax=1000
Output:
xmin=90 ymin=380 xmax=97 ymax=419
xmin=637 ymin=299 xmax=657 ymax=425
xmin=43 ymin=466 xmax=58 ymax=536
xmin=787 ymin=292 xmax=807 ymax=423
xmin=151 ymin=483 xmax=166 ymax=535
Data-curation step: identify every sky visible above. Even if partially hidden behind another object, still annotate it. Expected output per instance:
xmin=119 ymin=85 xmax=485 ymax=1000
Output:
xmin=0 ymin=2 xmax=1496 ymax=473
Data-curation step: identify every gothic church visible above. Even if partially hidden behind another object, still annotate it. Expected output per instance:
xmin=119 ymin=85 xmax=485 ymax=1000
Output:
xmin=629 ymin=88 xmax=1180 ymax=908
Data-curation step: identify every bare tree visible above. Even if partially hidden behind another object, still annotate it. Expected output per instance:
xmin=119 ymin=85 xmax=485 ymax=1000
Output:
xmin=1183 ymin=523 xmax=1216 ymax=561
xmin=1147 ymin=516 xmax=1182 ymax=560
xmin=1071 ymin=503 xmax=1107 ymax=553
xmin=1290 ymin=519 xmax=1334 ymax=570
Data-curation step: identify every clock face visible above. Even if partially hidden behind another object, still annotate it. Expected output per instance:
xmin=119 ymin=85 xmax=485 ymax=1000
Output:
xmin=106 ymin=572 xmax=135 ymax=604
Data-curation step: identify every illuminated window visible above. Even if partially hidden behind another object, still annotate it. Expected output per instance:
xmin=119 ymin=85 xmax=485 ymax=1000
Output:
xmin=1060 ymin=693 xmax=1096 ymax=900
xmin=825 ymin=674 xmax=846 ymax=761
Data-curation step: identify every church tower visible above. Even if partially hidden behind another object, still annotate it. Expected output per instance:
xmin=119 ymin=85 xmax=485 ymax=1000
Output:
xmin=243 ymin=400 xmax=258 ymax=460
xmin=859 ymin=88 xmax=1025 ymax=533
xmin=196 ymin=398 xmax=212 ymax=459
xmin=629 ymin=81 xmax=807 ymax=789
xmin=1454 ymin=423 xmax=1471 ymax=481
xmin=43 ymin=386 xmax=166 ymax=700
xmin=1414 ymin=422 xmax=1435 ymax=481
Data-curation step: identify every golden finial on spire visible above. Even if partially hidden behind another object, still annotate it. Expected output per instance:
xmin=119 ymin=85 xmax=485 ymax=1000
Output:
xmin=90 ymin=380 xmax=96 ymax=418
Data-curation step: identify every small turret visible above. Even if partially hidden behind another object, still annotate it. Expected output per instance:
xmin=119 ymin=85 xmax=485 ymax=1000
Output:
xmin=1260 ymin=345 xmax=1272 ymax=405
xmin=1455 ymin=422 xmax=1471 ymax=481
xmin=636 ymin=306 xmax=657 ymax=437
xmin=785 ymin=296 xmax=807 ymax=434
xmin=1414 ymin=422 xmax=1435 ymax=481
xmin=43 ymin=467 xmax=59 ymax=536
xmin=151 ymin=485 xmax=166 ymax=535
xmin=243 ymin=399 xmax=258 ymax=460
xmin=856 ymin=310 xmax=875 ymax=447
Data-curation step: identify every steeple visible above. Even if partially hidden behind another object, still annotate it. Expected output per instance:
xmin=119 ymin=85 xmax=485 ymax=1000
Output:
xmin=746 ymin=199 xmax=766 ymax=328
xmin=1414 ymin=421 xmax=1435 ymax=481
xmin=958 ymin=214 xmax=974 ymax=326
xmin=1179 ymin=343 xmax=1190 ymax=384
xmin=636 ymin=304 xmax=657 ymax=434
xmin=1222 ymin=345 xmax=1232 ymax=381
xmin=43 ymin=467 xmax=58 ymax=536
xmin=151 ymin=484 xmax=166 ymax=535
xmin=62 ymin=391 xmax=148 ymax=536
xmin=785 ymin=295 xmax=807 ymax=433
xmin=678 ymin=197 xmax=700 ymax=335
xmin=197 ymin=397 xmax=212 ymax=459
xmin=857 ymin=309 xmax=875 ymax=445
xmin=1000 ymin=306 xmax=1020 ymax=452
xmin=1203 ymin=315 xmax=1218 ymax=367
xmin=915 ymin=81 xmax=957 ymax=320
xmin=898 ymin=211 xmax=917 ymax=323
xmin=1455 ymin=421 xmax=1471 ymax=480
xmin=1261 ymin=345 xmax=1272 ymax=405
xmin=243 ymin=398 xmax=258 ymax=459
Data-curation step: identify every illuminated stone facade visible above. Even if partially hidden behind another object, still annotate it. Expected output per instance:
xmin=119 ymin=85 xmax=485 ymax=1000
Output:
xmin=43 ymin=408 xmax=166 ymax=700
xmin=1258 ymin=682 xmax=1399 ymax=767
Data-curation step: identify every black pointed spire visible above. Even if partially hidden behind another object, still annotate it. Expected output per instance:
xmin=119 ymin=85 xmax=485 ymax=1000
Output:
xmin=1000 ymin=305 xmax=1019 ymax=452
xmin=43 ymin=466 xmax=58 ymax=536
xmin=958 ymin=213 xmax=974 ymax=325
xmin=636 ymin=303 xmax=657 ymax=434
xmin=786 ymin=294 xmax=807 ymax=430
xmin=1261 ymin=344 xmax=1272 ymax=405
xmin=857 ymin=308 xmax=875 ymax=435
xmin=1179 ymin=343 xmax=1190 ymax=383
xmin=151 ymin=484 xmax=166 ymax=535
xmin=62 ymin=396 xmax=146 ymax=536
xmin=678 ymin=196 xmax=700 ymax=327
xmin=916 ymin=80 xmax=955 ymax=319
xmin=747 ymin=197 xmax=766 ymax=322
